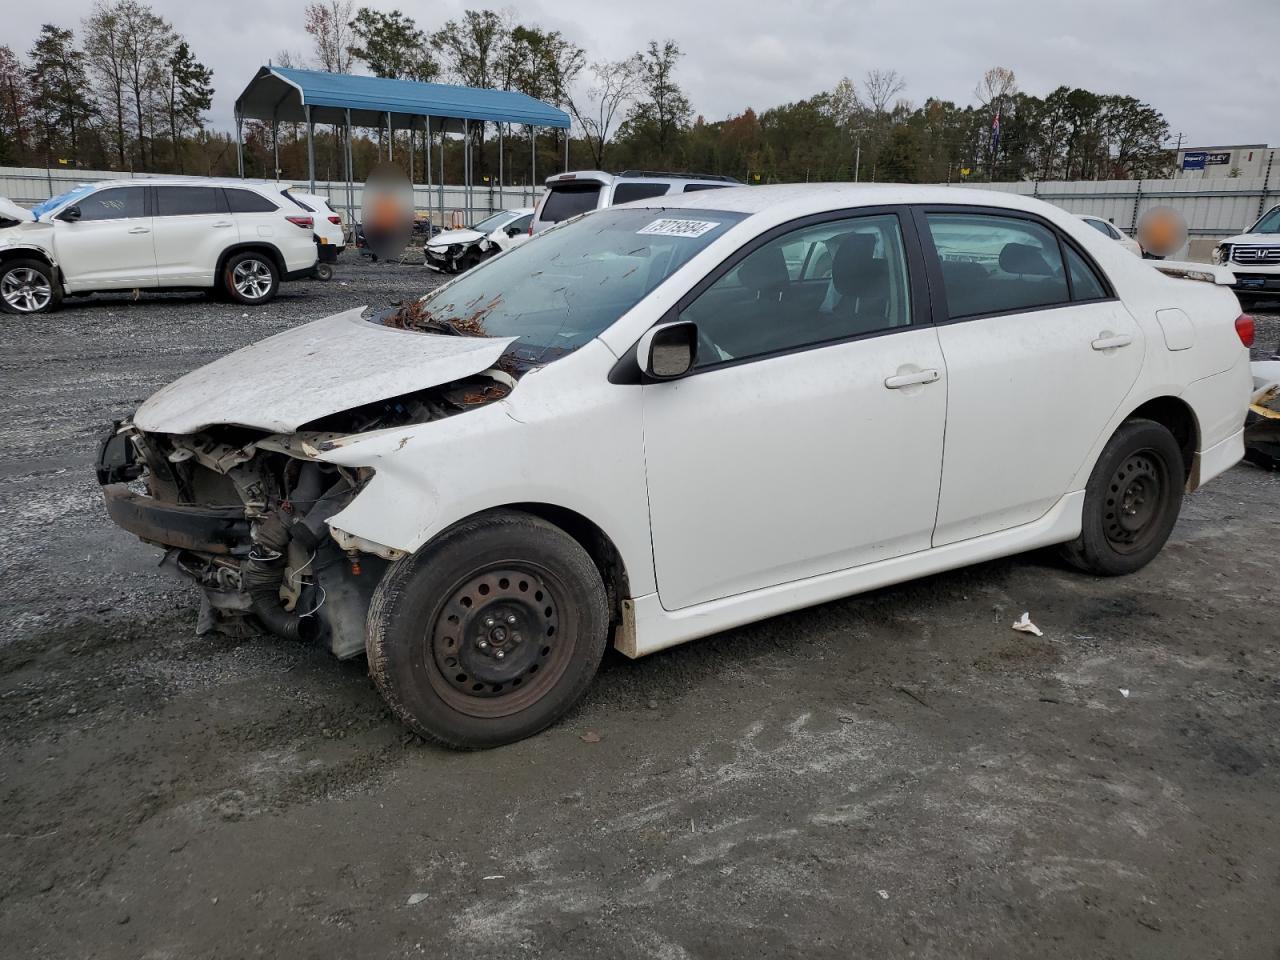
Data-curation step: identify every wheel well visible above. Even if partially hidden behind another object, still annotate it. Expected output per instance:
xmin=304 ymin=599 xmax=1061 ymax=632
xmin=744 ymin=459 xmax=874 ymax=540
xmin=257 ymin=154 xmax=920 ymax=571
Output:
xmin=216 ymin=243 xmax=285 ymax=281
xmin=493 ymin=503 xmax=631 ymax=625
xmin=1126 ymin=396 xmax=1198 ymax=479
xmin=0 ymin=247 xmax=54 ymax=269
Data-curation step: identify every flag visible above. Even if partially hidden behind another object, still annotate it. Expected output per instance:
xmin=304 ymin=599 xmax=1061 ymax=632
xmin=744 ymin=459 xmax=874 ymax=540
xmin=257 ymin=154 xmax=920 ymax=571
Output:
xmin=991 ymin=108 xmax=1002 ymax=154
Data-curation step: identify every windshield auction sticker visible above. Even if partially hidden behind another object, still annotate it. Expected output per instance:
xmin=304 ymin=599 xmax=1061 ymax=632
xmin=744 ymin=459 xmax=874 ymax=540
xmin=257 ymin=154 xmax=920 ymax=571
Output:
xmin=637 ymin=218 xmax=721 ymax=238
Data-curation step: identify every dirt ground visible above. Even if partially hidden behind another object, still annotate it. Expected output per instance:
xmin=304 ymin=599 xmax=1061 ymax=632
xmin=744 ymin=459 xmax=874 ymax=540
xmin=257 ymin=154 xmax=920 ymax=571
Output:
xmin=1 ymin=253 xmax=1278 ymax=959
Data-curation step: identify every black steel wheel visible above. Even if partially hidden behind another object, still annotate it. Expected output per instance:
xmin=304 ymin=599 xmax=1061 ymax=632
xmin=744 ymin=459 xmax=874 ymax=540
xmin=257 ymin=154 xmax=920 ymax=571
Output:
xmin=367 ymin=510 xmax=609 ymax=749
xmin=1061 ymin=418 xmax=1184 ymax=576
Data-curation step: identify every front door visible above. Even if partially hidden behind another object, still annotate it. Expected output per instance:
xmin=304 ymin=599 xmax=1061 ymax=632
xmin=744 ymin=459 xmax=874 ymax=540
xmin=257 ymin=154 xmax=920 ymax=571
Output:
xmin=642 ymin=210 xmax=949 ymax=611
xmin=52 ymin=185 xmax=155 ymax=291
xmin=919 ymin=209 xmax=1145 ymax=545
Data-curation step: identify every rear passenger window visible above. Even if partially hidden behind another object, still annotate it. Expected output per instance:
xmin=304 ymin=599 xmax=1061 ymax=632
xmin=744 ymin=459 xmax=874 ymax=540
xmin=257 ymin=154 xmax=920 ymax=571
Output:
xmin=926 ymin=214 xmax=1069 ymax=318
xmin=683 ymin=214 xmax=912 ymax=367
xmin=1065 ymin=245 xmax=1108 ymax=301
xmin=155 ymin=187 xmax=223 ymax=216
xmin=225 ymin=189 xmax=279 ymax=213
xmin=612 ymin=182 xmax=670 ymax=204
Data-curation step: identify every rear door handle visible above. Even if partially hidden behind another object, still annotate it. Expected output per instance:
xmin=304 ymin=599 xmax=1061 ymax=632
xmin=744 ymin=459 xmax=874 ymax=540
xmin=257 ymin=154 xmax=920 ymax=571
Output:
xmin=1091 ymin=333 xmax=1133 ymax=351
xmin=884 ymin=368 xmax=940 ymax=389
xmin=212 ymin=221 xmax=233 ymax=228
xmin=127 ymin=226 xmax=150 ymax=234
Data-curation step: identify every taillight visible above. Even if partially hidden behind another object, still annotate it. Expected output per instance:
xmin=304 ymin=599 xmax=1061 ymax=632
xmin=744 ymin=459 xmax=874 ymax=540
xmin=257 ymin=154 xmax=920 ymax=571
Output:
xmin=328 ymin=215 xmax=341 ymax=225
xmin=528 ymin=224 xmax=533 ymax=235
xmin=286 ymin=215 xmax=314 ymax=229
xmin=1235 ymin=313 xmax=1255 ymax=347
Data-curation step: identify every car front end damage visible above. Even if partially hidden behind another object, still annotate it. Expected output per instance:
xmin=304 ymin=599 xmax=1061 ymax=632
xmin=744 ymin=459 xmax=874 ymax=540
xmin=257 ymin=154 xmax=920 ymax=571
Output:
xmin=97 ymin=361 xmax=517 ymax=659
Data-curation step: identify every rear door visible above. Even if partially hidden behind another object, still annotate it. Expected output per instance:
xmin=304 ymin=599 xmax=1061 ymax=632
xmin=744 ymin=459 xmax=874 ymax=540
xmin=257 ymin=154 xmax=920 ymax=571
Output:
xmin=51 ymin=185 xmax=155 ymax=290
xmin=917 ymin=207 xmax=1144 ymax=545
xmin=151 ymin=185 xmax=235 ymax=285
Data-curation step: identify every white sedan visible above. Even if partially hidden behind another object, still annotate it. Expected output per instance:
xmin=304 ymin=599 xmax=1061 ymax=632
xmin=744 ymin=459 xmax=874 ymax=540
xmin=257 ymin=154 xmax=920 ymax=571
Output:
xmin=424 ymin=207 xmax=533 ymax=273
xmin=99 ymin=184 xmax=1253 ymax=748
xmin=1077 ymin=214 xmax=1143 ymax=256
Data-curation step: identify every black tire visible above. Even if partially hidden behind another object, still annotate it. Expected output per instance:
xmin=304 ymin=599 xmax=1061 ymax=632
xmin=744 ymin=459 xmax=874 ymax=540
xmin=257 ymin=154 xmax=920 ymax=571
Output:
xmin=220 ymin=251 xmax=279 ymax=305
xmin=367 ymin=510 xmax=609 ymax=749
xmin=1061 ymin=418 xmax=1184 ymax=576
xmin=0 ymin=258 xmax=62 ymax=315
xmin=314 ymin=262 xmax=333 ymax=282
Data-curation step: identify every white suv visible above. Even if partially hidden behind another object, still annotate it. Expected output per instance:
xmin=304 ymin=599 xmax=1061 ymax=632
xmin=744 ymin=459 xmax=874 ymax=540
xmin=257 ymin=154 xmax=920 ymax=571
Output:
xmin=529 ymin=170 xmax=740 ymax=234
xmin=0 ymin=178 xmax=319 ymax=314
xmin=1214 ymin=204 xmax=1280 ymax=303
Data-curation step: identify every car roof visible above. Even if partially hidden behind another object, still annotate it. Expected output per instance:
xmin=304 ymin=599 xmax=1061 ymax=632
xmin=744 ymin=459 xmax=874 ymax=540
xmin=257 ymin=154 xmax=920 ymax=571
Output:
xmin=82 ymin=177 xmax=288 ymax=192
xmin=624 ymin=182 xmax=1065 ymax=220
xmin=543 ymin=170 xmax=736 ymax=189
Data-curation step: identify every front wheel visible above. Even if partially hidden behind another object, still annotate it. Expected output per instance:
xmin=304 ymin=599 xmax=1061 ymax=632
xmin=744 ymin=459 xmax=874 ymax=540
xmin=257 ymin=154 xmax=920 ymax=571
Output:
xmin=367 ymin=511 xmax=610 ymax=749
xmin=1061 ymin=418 xmax=1184 ymax=576
xmin=221 ymin=251 xmax=279 ymax=305
xmin=0 ymin=259 xmax=61 ymax=315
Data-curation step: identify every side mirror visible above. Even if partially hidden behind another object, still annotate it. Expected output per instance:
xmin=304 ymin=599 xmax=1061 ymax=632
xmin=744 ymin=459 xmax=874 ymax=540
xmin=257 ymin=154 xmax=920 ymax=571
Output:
xmin=637 ymin=321 xmax=698 ymax=380
xmin=60 ymin=205 xmax=82 ymax=222
xmin=506 ymin=225 xmax=522 ymax=237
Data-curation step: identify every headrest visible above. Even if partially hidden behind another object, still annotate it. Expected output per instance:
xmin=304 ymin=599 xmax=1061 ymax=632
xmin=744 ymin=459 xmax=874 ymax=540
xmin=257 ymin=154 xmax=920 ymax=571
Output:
xmin=999 ymin=242 xmax=1053 ymax=276
xmin=738 ymin=244 xmax=789 ymax=295
xmin=832 ymin=233 xmax=883 ymax=296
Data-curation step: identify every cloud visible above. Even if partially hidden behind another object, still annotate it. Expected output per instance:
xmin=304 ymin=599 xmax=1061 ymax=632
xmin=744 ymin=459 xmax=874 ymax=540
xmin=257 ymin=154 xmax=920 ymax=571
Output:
xmin=12 ymin=0 xmax=1278 ymax=148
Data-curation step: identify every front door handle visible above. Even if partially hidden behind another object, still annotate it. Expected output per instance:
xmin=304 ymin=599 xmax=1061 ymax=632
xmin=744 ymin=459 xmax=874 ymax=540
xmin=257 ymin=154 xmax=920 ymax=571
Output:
xmin=212 ymin=221 xmax=233 ymax=228
xmin=1091 ymin=333 xmax=1133 ymax=351
xmin=127 ymin=226 xmax=150 ymax=234
xmin=884 ymin=368 xmax=940 ymax=389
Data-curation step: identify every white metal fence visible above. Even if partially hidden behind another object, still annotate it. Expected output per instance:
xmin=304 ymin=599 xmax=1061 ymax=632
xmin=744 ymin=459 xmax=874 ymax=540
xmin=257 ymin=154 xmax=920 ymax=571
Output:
xmin=0 ymin=165 xmax=542 ymax=227
xmin=4 ymin=163 xmax=1276 ymax=242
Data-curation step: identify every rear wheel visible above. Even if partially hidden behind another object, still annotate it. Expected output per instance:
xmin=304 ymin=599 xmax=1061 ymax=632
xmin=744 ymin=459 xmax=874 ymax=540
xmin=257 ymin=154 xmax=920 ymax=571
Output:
xmin=221 ymin=251 xmax=279 ymax=305
xmin=0 ymin=259 xmax=61 ymax=315
xmin=1061 ymin=418 xmax=1184 ymax=576
xmin=367 ymin=511 xmax=609 ymax=749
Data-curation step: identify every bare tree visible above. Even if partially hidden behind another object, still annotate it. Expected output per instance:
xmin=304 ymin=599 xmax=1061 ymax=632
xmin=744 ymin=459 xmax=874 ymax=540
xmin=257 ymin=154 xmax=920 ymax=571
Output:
xmin=974 ymin=66 xmax=1017 ymax=110
xmin=119 ymin=2 xmax=176 ymax=169
xmin=567 ymin=55 xmax=643 ymax=169
xmin=863 ymin=69 xmax=906 ymax=115
xmin=82 ymin=1 xmax=129 ymax=167
xmin=304 ymin=0 xmax=355 ymax=73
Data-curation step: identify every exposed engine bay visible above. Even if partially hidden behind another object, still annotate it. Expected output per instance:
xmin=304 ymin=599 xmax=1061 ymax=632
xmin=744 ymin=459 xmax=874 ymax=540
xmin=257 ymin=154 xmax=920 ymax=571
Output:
xmin=97 ymin=367 xmax=514 ymax=658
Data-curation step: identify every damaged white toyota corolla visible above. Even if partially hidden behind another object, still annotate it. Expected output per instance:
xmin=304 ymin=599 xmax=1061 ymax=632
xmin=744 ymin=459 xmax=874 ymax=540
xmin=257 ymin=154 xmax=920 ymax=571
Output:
xmin=98 ymin=184 xmax=1253 ymax=748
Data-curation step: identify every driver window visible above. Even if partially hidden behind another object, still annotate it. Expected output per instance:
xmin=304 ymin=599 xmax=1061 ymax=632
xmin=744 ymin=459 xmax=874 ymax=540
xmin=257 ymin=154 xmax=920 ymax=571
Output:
xmin=682 ymin=213 xmax=912 ymax=367
xmin=72 ymin=187 xmax=146 ymax=222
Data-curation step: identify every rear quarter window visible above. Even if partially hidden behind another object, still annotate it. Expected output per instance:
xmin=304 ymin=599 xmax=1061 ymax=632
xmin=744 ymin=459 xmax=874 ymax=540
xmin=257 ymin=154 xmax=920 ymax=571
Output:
xmin=612 ymin=182 xmax=670 ymax=204
xmin=539 ymin=184 xmax=602 ymax=223
xmin=225 ymin=189 xmax=280 ymax=213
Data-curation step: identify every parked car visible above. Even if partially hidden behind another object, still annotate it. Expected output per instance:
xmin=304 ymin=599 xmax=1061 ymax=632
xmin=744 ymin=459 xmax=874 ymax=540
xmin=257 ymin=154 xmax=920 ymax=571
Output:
xmin=0 ymin=178 xmax=319 ymax=314
xmin=529 ymin=170 xmax=740 ymax=234
xmin=424 ymin=208 xmax=533 ymax=273
xmin=97 ymin=184 xmax=1252 ymax=748
xmin=287 ymin=190 xmax=346 ymax=279
xmin=1214 ymin=203 xmax=1280 ymax=303
xmin=1077 ymin=214 xmax=1142 ymax=256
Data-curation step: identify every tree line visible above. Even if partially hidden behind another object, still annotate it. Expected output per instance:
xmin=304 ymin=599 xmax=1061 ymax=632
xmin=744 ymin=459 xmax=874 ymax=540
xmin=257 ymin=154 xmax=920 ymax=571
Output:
xmin=0 ymin=2 xmax=1176 ymax=188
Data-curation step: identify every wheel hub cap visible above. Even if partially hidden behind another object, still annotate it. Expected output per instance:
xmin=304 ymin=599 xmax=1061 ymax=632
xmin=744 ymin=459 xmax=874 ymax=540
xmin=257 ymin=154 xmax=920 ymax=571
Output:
xmin=2 ymin=268 xmax=52 ymax=312
xmin=1104 ymin=453 xmax=1163 ymax=548
xmin=233 ymin=260 xmax=271 ymax=299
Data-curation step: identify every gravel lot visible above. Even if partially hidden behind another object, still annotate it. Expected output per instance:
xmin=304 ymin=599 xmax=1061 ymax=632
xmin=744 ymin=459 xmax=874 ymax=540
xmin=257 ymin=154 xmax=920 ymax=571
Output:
xmin=1 ymin=254 xmax=1279 ymax=959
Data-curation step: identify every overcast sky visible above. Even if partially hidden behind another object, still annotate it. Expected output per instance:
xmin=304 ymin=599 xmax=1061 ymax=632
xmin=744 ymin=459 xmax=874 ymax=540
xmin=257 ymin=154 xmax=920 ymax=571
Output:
xmin=12 ymin=0 xmax=1280 ymax=148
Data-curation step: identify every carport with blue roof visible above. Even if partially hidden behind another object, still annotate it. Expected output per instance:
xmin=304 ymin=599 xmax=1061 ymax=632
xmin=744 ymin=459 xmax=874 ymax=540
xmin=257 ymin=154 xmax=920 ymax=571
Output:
xmin=234 ymin=65 xmax=571 ymax=225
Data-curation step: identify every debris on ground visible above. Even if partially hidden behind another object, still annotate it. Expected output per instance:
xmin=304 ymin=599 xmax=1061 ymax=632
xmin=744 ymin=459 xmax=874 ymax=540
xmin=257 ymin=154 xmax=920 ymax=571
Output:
xmin=1011 ymin=612 xmax=1044 ymax=637
xmin=580 ymin=731 xmax=601 ymax=743
xmin=406 ymin=893 xmax=429 ymax=906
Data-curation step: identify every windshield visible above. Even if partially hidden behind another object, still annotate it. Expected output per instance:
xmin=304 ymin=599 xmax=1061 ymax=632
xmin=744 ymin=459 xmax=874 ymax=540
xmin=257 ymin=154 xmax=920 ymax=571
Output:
xmin=1249 ymin=207 xmax=1280 ymax=234
xmin=385 ymin=207 xmax=746 ymax=362
xmin=30 ymin=183 xmax=95 ymax=219
xmin=470 ymin=211 xmax=514 ymax=233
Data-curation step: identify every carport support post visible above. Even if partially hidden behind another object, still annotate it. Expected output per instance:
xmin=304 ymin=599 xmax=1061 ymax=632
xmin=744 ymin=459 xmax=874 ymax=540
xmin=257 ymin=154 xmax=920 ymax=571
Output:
xmin=498 ymin=123 xmax=504 ymax=194
xmin=271 ymin=115 xmax=279 ymax=182
xmin=234 ymin=110 xmax=243 ymax=178
xmin=387 ymin=111 xmax=393 ymax=161
xmin=345 ymin=109 xmax=354 ymax=222
xmin=564 ymin=129 xmax=568 ymax=172
xmin=530 ymin=125 xmax=536 ymax=197
xmin=438 ymin=127 xmax=445 ymax=231
xmin=305 ymin=105 xmax=316 ymax=194
xmin=424 ymin=118 xmax=432 ymax=228
xmin=463 ymin=119 xmax=471 ymax=224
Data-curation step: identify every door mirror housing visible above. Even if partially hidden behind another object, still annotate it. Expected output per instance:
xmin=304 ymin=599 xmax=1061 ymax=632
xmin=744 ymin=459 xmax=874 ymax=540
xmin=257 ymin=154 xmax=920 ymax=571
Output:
xmin=59 ymin=205 xmax=82 ymax=223
xmin=505 ymin=225 xmax=522 ymax=237
xmin=637 ymin=321 xmax=698 ymax=380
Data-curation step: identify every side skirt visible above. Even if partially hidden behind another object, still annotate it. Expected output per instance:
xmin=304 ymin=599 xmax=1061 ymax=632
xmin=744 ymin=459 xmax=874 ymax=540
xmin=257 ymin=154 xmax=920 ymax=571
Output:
xmin=615 ymin=491 xmax=1085 ymax=659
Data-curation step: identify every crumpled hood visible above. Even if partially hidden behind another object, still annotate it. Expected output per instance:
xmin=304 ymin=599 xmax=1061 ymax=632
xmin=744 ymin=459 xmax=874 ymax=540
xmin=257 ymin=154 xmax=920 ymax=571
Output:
xmin=0 ymin=197 xmax=35 ymax=223
xmin=1224 ymin=232 xmax=1280 ymax=246
xmin=134 ymin=306 xmax=516 ymax=435
xmin=428 ymin=227 xmax=484 ymax=247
